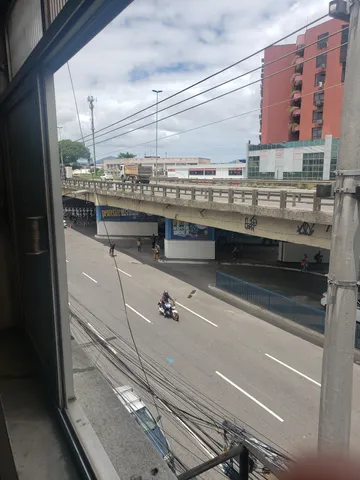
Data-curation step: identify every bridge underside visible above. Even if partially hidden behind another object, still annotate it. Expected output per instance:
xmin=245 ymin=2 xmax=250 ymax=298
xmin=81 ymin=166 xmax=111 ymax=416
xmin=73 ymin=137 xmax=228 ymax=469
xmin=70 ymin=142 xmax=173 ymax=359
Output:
xmin=62 ymin=188 xmax=332 ymax=249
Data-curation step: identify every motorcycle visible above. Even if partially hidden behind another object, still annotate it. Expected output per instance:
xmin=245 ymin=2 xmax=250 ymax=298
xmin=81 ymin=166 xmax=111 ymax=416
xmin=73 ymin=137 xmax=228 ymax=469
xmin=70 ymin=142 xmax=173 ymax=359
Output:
xmin=158 ymin=299 xmax=179 ymax=322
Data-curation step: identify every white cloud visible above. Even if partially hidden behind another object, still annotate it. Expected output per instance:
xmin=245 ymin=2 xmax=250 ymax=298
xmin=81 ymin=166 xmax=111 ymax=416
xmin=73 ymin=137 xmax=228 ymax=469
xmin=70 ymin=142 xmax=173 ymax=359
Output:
xmin=54 ymin=0 xmax=329 ymax=162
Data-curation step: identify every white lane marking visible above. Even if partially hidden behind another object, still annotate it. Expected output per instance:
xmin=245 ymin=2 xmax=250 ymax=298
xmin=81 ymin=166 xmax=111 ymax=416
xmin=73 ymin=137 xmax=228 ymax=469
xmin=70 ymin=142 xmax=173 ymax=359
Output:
xmin=115 ymin=267 xmax=132 ymax=277
xmin=265 ymin=353 xmax=321 ymax=387
xmin=215 ymin=371 xmax=284 ymax=422
xmin=125 ymin=304 xmax=152 ymax=324
xmin=82 ymin=272 xmax=98 ymax=284
xmin=176 ymin=302 xmax=218 ymax=327
xmin=87 ymin=322 xmax=105 ymax=342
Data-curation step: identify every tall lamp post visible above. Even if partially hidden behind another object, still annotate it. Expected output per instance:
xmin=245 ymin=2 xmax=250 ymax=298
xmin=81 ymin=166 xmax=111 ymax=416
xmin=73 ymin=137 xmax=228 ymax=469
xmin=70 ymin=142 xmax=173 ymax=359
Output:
xmin=58 ymin=126 xmax=64 ymax=167
xmin=152 ymin=89 xmax=162 ymax=183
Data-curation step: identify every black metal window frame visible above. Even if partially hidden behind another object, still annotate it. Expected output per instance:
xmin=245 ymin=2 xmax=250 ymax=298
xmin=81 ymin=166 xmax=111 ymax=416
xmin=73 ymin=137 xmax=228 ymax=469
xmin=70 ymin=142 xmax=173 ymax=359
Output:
xmin=317 ymin=32 xmax=328 ymax=49
xmin=314 ymin=71 xmax=326 ymax=86
xmin=312 ymin=127 xmax=322 ymax=140
xmin=316 ymin=53 xmax=327 ymax=68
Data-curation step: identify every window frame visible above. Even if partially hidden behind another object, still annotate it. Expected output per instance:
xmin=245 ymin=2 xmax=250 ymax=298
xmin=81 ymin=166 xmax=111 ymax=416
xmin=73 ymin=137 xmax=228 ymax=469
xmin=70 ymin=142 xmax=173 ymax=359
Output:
xmin=316 ymin=53 xmax=327 ymax=68
xmin=228 ymin=168 xmax=243 ymax=176
xmin=312 ymin=109 xmax=323 ymax=122
xmin=317 ymin=32 xmax=328 ymax=49
xmin=314 ymin=71 xmax=326 ymax=87
xmin=312 ymin=127 xmax=323 ymax=140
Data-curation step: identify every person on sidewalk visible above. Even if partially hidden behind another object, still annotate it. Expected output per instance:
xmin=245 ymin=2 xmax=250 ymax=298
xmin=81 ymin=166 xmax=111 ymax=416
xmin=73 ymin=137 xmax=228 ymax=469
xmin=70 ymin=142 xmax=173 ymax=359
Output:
xmin=151 ymin=234 xmax=156 ymax=250
xmin=300 ymin=253 xmax=308 ymax=272
xmin=314 ymin=250 xmax=323 ymax=264
xmin=109 ymin=243 xmax=115 ymax=257
xmin=231 ymin=245 xmax=242 ymax=261
xmin=154 ymin=244 xmax=160 ymax=261
xmin=137 ymin=238 xmax=142 ymax=252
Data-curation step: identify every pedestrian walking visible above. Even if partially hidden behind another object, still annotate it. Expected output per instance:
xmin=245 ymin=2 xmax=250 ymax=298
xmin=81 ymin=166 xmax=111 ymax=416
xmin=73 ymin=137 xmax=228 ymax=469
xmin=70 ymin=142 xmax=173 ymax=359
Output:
xmin=300 ymin=253 xmax=308 ymax=272
xmin=151 ymin=234 xmax=156 ymax=250
xmin=109 ymin=243 xmax=115 ymax=257
xmin=154 ymin=244 xmax=160 ymax=261
xmin=137 ymin=238 xmax=142 ymax=252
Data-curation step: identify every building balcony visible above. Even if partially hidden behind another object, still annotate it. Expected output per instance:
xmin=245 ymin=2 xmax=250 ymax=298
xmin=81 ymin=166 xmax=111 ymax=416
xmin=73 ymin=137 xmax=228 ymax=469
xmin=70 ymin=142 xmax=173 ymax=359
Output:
xmin=293 ymin=74 xmax=303 ymax=87
xmin=291 ymin=108 xmax=301 ymax=117
xmin=289 ymin=122 xmax=300 ymax=133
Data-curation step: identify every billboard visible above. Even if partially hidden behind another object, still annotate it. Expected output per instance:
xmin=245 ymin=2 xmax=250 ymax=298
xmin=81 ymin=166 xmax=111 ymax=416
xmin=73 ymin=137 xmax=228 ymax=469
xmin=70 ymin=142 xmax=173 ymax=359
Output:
xmin=168 ymin=220 xmax=214 ymax=240
xmin=96 ymin=206 xmax=157 ymax=222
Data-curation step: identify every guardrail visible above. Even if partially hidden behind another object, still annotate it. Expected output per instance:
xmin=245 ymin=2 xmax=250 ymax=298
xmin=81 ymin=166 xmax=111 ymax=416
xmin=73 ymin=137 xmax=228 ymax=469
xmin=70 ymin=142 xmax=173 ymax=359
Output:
xmin=62 ymin=179 xmax=334 ymax=213
xmin=216 ymin=272 xmax=360 ymax=349
xmin=155 ymin=177 xmax=332 ymax=187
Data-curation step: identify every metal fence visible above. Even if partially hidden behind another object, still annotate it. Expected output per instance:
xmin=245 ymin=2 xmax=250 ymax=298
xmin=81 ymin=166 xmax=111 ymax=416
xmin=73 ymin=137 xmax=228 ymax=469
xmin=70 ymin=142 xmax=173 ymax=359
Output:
xmin=216 ymin=272 xmax=360 ymax=349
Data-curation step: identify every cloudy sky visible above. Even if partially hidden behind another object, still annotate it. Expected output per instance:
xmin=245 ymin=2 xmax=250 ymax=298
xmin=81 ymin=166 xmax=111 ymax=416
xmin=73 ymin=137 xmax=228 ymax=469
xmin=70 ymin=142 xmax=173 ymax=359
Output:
xmin=54 ymin=0 xmax=329 ymax=163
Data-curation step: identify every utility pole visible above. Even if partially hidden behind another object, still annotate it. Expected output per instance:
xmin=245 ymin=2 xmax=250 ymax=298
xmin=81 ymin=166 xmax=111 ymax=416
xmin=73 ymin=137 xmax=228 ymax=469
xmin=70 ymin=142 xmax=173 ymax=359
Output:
xmin=87 ymin=95 xmax=97 ymax=174
xmin=152 ymin=89 xmax=162 ymax=183
xmin=318 ymin=0 xmax=360 ymax=453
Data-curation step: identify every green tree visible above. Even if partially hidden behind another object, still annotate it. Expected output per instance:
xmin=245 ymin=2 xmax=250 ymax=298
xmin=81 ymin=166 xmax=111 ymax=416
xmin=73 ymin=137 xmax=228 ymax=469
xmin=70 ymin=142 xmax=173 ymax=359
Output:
xmin=117 ymin=151 xmax=136 ymax=158
xmin=59 ymin=139 xmax=90 ymax=165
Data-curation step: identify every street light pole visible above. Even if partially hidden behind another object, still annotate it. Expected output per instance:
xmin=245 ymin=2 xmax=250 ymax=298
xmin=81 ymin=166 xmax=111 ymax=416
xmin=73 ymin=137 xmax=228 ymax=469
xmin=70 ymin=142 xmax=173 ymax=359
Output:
xmin=318 ymin=0 xmax=360 ymax=453
xmin=58 ymin=126 xmax=64 ymax=167
xmin=87 ymin=95 xmax=97 ymax=175
xmin=152 ymin=89 xmax=162 ymax=183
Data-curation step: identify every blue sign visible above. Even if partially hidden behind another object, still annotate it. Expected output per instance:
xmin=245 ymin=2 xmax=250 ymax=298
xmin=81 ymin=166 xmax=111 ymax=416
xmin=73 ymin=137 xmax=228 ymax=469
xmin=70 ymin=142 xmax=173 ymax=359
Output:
xmin=165 ymin=219 xmax=214 ymax=240
xmin=96 ymin=206 xmax=157 ymax=222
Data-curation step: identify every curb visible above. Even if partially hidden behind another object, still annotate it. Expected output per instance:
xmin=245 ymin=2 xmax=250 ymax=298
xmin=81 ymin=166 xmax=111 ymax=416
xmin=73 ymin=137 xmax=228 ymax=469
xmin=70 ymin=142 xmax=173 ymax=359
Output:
xmin=208 ymin=284 xmax=360 ymax=363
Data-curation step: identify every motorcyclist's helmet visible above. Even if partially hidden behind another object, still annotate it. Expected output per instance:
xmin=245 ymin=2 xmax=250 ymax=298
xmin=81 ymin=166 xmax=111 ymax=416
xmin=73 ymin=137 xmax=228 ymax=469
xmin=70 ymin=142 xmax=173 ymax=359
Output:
xmin=163 ymin=290 xmax=169 ymax=296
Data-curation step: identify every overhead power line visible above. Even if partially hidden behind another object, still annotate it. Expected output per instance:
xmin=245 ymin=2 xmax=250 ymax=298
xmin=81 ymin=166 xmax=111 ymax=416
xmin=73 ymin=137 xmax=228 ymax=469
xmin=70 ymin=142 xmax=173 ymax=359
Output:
xmin=87 ymin=41 xmax=347 ymax=149
xmin=75 ymin=13 xmax=328 ymax=143
xmin=97 ymin=81 xmax=345 ymax=159
xmin=85 ymin=24 xmax=348 ymax=146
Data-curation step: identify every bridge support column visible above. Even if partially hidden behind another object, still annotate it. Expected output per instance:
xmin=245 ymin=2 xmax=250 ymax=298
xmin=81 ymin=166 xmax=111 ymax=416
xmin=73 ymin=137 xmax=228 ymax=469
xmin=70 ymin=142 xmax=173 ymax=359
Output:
xmin=164 ymin=219 xmax=215 ymax=260
xmin=96 ymin=206 xmax=158 ymax=237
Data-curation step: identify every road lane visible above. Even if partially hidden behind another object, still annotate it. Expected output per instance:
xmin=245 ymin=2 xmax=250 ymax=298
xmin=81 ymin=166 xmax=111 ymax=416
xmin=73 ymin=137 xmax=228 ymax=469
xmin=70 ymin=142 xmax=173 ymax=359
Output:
xmin=65 ymin=228 xmax=360 ymax=453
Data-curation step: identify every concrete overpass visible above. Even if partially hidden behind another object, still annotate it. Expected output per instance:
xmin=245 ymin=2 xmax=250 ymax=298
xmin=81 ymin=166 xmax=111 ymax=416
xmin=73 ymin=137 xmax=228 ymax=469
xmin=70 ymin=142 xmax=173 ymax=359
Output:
xmin=62 ymin=179 xmax=334 ymax=249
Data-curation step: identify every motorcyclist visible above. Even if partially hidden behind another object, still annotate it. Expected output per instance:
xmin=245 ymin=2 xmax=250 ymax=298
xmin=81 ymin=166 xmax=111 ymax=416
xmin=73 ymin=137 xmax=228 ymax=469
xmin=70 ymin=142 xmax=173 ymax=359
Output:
xmin=160 ymin=290 xmax=173 ymax=316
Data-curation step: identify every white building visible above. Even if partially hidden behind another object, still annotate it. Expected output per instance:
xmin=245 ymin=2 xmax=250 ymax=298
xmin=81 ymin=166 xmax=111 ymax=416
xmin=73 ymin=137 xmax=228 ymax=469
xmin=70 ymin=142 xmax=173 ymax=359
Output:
xmin=167 ymin=162 xmax=247 ymax=180
xmin=104 ymin=157 xmax=211 ymax=175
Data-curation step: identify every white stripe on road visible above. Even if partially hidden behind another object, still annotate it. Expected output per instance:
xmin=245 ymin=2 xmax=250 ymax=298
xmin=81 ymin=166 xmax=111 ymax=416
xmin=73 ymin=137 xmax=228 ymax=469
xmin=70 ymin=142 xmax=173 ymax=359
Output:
xmin=176 ymin=302 xmax=218 ymax=327
xmin=125 ymin=304 xmax=152 ymax=324
xmin=115 ymin=267 xmax=132 ymax=277
xmin=82 ymin=272 xmax=98 ymax=283
xmin=215 ymin=371 xmax=284 ymax=422
xmin=265 ymin=353 xmax=321 ymax=387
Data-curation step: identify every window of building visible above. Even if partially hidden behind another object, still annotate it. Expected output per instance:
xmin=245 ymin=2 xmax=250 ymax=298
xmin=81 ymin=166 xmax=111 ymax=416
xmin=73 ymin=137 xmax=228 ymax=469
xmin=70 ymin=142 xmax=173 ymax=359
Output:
xmin=313 ymin=91 xmax=324 ymax=106
xmin=316 ymin=53 xmax=327 ymax=68
xmin=317 ymin=32 xmax=328 ymax=49
xmin=314 ymin=71 xmax=326 ymax=87
xmin=312 ymin=110 xmax=323 ymax=122
xmin=228 ymin=168 xmax=243 ymax=176
xmin=204 ymin=169 xmax=216 ymax=175
xmin=312 ymin=127 xmax=322 ymax=140
xmin=340 ymin=25 xmax=349 ymax=63
xmin=341 ymin=62 xmax=346 ymax=82
xmin=189 ymin=169 xmax=204 ymax=175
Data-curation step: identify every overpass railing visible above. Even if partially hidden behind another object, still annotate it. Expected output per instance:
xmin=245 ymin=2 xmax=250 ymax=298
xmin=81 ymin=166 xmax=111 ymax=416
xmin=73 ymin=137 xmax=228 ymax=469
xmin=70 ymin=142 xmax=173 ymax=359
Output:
xmin=62 ymin=179 xmax=334 ymax=213
xmin=216 ymin=272 xmax=360 ymax=349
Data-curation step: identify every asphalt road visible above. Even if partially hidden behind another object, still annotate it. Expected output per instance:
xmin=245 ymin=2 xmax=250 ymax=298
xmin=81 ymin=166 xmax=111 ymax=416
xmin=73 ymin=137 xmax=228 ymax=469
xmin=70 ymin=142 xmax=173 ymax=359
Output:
xmin=65 ymin=228 xmax=360 ymax=463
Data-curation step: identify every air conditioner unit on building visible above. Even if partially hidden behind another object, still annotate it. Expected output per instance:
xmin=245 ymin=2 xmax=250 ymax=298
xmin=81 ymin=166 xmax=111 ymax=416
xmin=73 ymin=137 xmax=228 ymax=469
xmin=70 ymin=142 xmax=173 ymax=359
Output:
xmin=315 ymin=100 xmax=323 ymax=106
xmin=316 ymin=119 xmax=323 ymax=125
xmin=318 ymin=81 xmax=323 ymax=88
xmin=320 ymin=64 xmax=326 ymax=69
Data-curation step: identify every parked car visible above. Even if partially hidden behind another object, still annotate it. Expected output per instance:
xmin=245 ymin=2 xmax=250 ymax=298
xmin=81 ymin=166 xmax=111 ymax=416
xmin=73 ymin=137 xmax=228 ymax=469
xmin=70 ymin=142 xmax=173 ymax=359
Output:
xmin=113 ymin=385 xmax=174 ymax=469
xmin=321 ymin=292 xmax=360 ymax=321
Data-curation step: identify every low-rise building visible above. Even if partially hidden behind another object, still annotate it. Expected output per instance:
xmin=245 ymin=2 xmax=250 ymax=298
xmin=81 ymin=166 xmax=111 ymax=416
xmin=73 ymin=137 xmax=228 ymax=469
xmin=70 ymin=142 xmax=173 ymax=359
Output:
xmin=104 ymin=157 xmax=211 ymax=175
xmin=167 ymin=162 xmax=246 ymax=180
xmin=247 ymin=134 xmax=338 ymax=181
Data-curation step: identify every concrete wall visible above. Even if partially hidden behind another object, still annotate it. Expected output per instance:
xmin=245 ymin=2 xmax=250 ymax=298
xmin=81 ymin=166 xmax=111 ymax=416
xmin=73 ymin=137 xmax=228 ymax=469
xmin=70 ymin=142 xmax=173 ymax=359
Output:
xmin=97 ymin=221 xmax=158 ymax=237
xmin=164 ymin=239 xmax=215 ymax=260
xmin=278 ymin=241 xmax=330 ymax=263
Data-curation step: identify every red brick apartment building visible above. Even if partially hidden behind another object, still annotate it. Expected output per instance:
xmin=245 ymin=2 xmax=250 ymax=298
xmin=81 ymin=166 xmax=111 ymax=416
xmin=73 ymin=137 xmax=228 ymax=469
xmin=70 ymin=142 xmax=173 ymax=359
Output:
xmin=260 ymin=18 xmax=348 ymax=144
